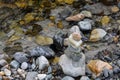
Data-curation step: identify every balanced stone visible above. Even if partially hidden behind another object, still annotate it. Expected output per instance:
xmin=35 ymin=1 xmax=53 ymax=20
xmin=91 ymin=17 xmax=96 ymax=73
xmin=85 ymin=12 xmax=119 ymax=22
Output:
xmin=59 ymin=32 xmax=85 ymax=77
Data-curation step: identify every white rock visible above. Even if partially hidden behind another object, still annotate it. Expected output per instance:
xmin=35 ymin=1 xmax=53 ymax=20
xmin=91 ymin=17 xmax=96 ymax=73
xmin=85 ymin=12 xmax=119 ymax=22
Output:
xmin=62 ymin=76 xmax=75 ymax=80
xmin=4 ymin=69 xmax=11 ymax=76
xmin=70 ymin=25 xmax=81 ymax=34
xmin=36 ymin=56 xmax=49 ymax=70
xmin=59 ymin=54 xmax=85 ymax=77
xmin=78 ymin=20 xmax=92 ymax=31
xmin=17 ymin=68 xmax=26 ymax=78
xmin=80 ymin=76 xmax=90 ymax=80
xmin=80 ymin=11 xmax=92 ymax=18
xmin=37 ymin=74 xmax=47 ymax=80
xmin=21 ymin=62 xmax=28 ymax=70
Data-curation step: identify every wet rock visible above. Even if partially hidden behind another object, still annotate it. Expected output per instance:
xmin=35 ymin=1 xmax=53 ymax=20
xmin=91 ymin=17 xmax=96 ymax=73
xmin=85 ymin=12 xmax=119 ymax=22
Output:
xmin=66 ymin=13 xmax=84 ymax=21
xmin=87 ymin=60 xmax=112 ymax=76
xmin=62 ymin=76 xmax=75 ymax=80
xmin=10 ymin=60 xmax=20 ymax=69
xmin=78 ymin=19 xmax=92 ymax=31
xmin=59 ymin=6 xmax=72 ymax=19
xmin=0 ymin=59 xmax=7 ymax=68
xmin=30 ymin=46 xmax=55 ymax=58
xmin=80 ymin=11 xmax=92 ymax=18
xmin=90 ymin=28 xmax=107 ymax=42
xmin=21 ymin=62 xmax=28 ymax=70
xmin=36 ymin=56 xmax=49 ymax=70
xmin=37 ymin=74 xmax=47 ymax=80
xmin=4 ymin=69 xmax=11 ymax=76
xmin=80 ymin=76 xmax=90 ymax=80
xmin=59 ymin=54 xmax=85 ymax=77
xmin=25 ymin=72 xmax=38 ymax=80
xmin=35 ymin=35 xmax=53 ymax=46
xmin=13 ymin=52 xmax=29 ymax=63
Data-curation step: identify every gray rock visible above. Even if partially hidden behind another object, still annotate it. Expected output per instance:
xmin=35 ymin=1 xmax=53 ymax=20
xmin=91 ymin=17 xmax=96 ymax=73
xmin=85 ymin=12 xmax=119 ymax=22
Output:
xmin=47 ymin=66 xmax=52 ymax=74
xmin=13 ymin=52 xmax=29 ymax=63
xmin=30 ymin=46 xmax=55 ymax=58
xmin=80 ymin=76 xmax=90 ymax=80
xmin=0 ymin=75 xmax=2 ymax=80
xmin=21 ymin=62 xmax=28 ymax=70
xmin=36 ymin=56 xmax=49 ymax=70
xmin=45 ymin=74 xmax=52 ymax=80
xmin=78 ymin=19 xmax=92 ymax=31
xmin=10 ymin=60 xmax=20 ymax=69
xmin=59 ymin=54 xmax=85 ymax=77
xmin=0 ymin=59 xmax=7 ymax=67
xmin=117 ymin=60 xmax=120 ymax=67
xmin=62 ymin=76 xmax=75 ymax=80
xmin=59 ymin=6 xmax=72 ymax=19
xmin=103 ymin=68 xmax=109 ymax=78
xmin=25 ymin=72 xmax=38 ymax=80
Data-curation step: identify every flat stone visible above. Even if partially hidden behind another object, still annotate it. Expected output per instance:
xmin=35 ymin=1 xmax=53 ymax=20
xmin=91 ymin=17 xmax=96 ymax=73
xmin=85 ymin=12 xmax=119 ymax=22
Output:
xmin=62 ymin=76 xmax=75 ymax=80
xmin=13 ymin=52 xmax=29 ymax=63
xmin=59 ymin=54 xmax=85 ymax=77
xmin=25 ymin=72 xmax=38 ymax=80
xmin=10 ymin=60 xmax=20 ymax=69
xmin=36 ymin=56 xmax=49 ymax=70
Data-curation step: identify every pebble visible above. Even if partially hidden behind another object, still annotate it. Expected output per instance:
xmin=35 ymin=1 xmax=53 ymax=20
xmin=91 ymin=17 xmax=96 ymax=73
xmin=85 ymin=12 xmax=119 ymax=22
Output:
xmin=13 ymin=52 xmax=29 ymax=63
xmin=7 ymin=30 xmax=15 ymax=37
xmin=17 ymin=68 xmax=26 ymax=78
xmin=117 ymin=60 xmax=120 ymax=67
xmin=37 ymin=74 xmax=47 ymax=80
xmin=62 ymin=76 xmax=75 ymax=80
xmin=111 ymin=6 xmax=119 ymax=13
xmin=78 ymin=20 xmax=92 ymax=31
xmin=36 ymin=56 xmax=49 ymax=70
xmin=21 ymin=62 xmax=28 ymax=70
xmin=80 ymin=76 xmax=90 ymax=80
xmin=47 ymin=66 xmax=52 ymax=74
xmin=90 ymin=28 xmax=107 ymax=42
xmin=0 ymin=75 xmax=2 ymax=80
xmin=80 ymin=10 xmax=92 ymax=18
xmin=35 ymin=35 xmax=53 ymax=46
xmin=66 ymin=13 xmax=84 ymax=21
xmin=103 ymin=68 xmax=109 ymax=78
xmin=113 ymin=66 xmax=120 ymax=74
xmin=4 ymin=69 xmax=11 ymax=76
xmin=101 ymin=16 xmax=110 ymax=26
xmin=30 ymin=46 xmax=55 ymax=58
xmin=45 ymin=74 xmax=52 ymax=80
xmin=0 ymin=59 xmax=7 ymax=67
xmin=25 ymin=72 xmax=38 ymax=80
xmin=10 ymin=60 xmax=20 ymax=69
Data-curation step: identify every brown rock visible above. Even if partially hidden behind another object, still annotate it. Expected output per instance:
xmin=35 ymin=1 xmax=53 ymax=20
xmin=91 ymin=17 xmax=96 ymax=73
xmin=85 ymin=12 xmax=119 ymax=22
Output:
xmin=66 ymin=13 xmax=84 ymax=21
xmin=87 ymin=60 xmax=112 ymax=76
xmin=111 ymin=6 xmax=119 ymax=13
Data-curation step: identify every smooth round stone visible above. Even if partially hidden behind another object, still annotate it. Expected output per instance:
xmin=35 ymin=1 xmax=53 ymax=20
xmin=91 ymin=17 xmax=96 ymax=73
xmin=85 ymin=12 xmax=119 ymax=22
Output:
xmin=113 ymin=66 xmax=120 ymax=74
xmin=4 ymin=69 xmax=11 ymax=76
xmin=21 ymin=62 xmax=28 ymax=70
xmin=10 ymin=60 xmax=20 ymax=69
xmin=37 ymin=74 xmax=47 ymax=80
xmin=80 ymin=76 xmax=90 ymax=80
xmin=78 ymin=20 xmax=92 ymax=31
xmin=62 ymin=76 xmax=75 ymax=80
xmin=103 ymin=68 xmax=109 ymax=78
